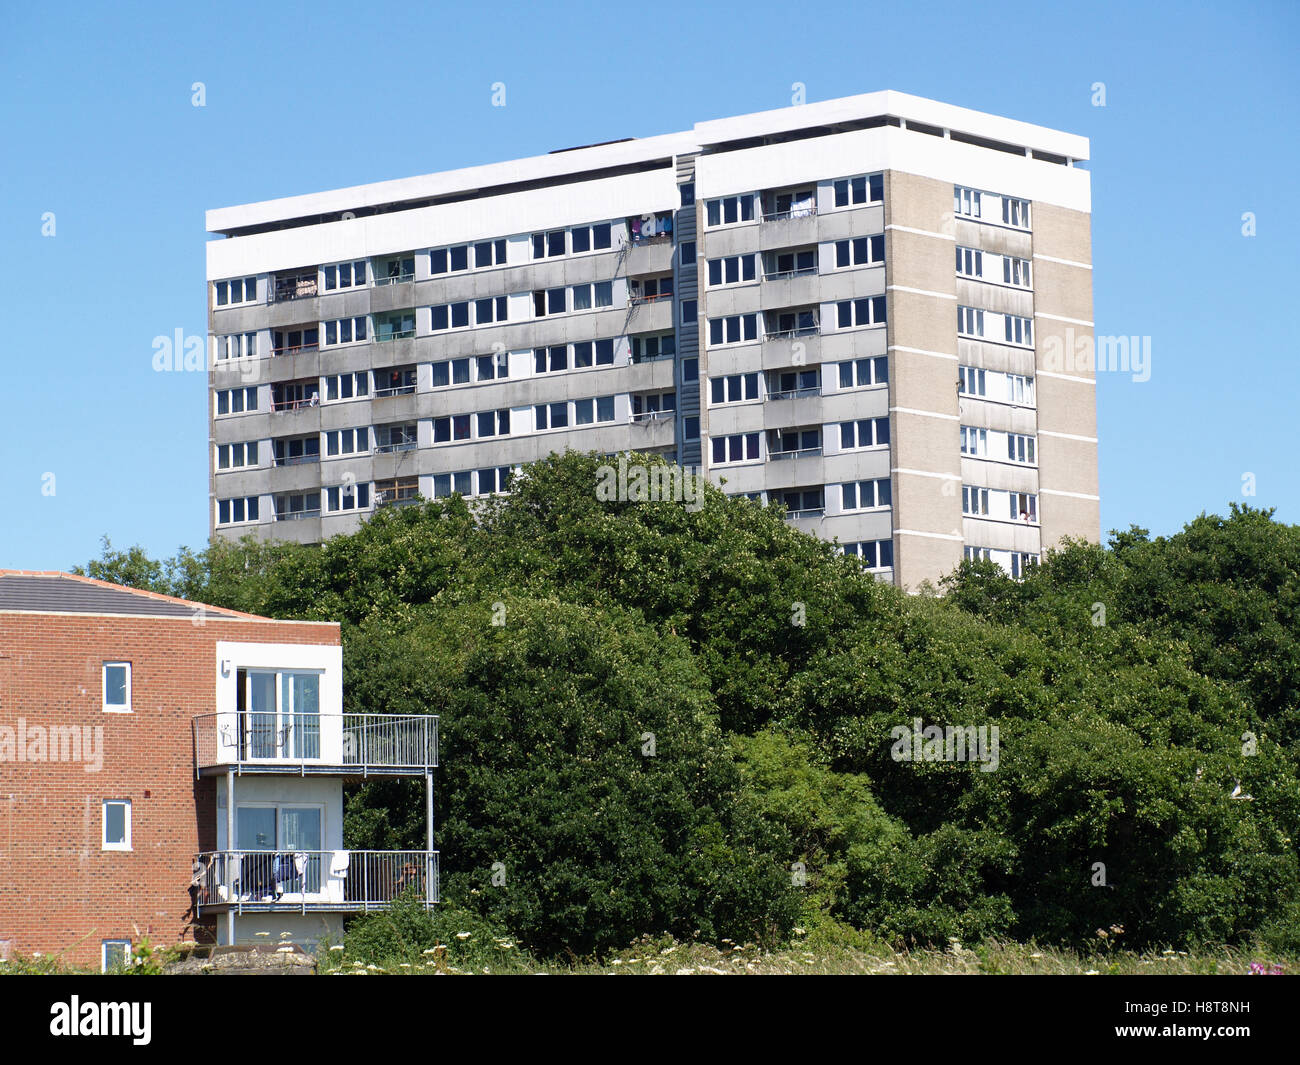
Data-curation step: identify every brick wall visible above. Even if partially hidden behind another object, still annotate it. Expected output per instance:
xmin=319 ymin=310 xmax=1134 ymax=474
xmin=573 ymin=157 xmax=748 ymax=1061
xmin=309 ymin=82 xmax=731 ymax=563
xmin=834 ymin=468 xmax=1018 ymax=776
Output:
xmin=0 ymin=611 xmax=339 ymax=968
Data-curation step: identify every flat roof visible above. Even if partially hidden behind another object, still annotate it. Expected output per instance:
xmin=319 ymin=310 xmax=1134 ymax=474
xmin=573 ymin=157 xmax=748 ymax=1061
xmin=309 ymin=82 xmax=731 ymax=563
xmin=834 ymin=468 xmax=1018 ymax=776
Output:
xmin=0 ymin=571 xmax=336 ymax=625
xmin=206 ymin=90 xmax=1089 ymax=235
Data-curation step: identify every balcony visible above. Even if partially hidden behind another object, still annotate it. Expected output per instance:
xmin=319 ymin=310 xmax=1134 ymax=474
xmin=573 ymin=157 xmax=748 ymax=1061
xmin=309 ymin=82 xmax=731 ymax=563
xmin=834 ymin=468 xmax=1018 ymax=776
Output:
xmin=194 ymin=850 xmax=439 ymax=914
xmin=769 ymin=446 xmax=822 ymax=461
xmin=193 ymin=711 xmax=438 ymax=776
xmin=271 ymin=271 xmax=319 ymax=304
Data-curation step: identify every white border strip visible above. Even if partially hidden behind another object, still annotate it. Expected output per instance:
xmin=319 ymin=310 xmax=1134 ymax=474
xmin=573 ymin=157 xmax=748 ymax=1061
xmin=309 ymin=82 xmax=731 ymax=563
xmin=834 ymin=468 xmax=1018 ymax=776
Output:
xmin=886 ymin=224 xmax=954 ymax=242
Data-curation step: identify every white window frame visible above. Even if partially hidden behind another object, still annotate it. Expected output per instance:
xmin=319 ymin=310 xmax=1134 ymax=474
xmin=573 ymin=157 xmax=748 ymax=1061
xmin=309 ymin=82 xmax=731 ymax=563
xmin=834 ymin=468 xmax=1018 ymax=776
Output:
xmin=102 ymin=799 xmax=132 ymax=851
xmin=102 ymin=661 xmax=132 ymax=713
xmin=102 ymin=940 xmax=132 ymax=972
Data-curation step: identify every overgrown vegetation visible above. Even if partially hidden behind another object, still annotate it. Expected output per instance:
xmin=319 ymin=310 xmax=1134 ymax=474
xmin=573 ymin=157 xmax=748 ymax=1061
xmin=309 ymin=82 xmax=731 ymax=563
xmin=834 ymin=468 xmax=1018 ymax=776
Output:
xmin=77 ymin=452 xmax=1300 ymax=960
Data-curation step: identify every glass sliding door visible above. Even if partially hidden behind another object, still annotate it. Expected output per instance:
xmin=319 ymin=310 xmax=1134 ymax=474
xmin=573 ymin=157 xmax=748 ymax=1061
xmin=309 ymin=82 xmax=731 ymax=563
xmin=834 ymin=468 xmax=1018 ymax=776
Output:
xmin=284 ymin=673 xmax=320 ymax=759
xmin=281 ymin=807 xmax=323 ymax=892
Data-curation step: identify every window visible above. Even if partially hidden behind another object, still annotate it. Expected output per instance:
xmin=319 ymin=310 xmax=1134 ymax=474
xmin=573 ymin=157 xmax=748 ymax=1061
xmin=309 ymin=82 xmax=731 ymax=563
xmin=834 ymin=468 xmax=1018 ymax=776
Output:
xmin=833 ymin=174 xmax=883 ymax=207
xmin=1014 ymin=493 xmax=1038 ymax=522
xmin=534 ymin=402 xmax=569 ymax=430
xmin=102 ymin=800 xmax=131 ymax=850
xmin=680 ymin=299 xmax=697 ymax=325
xmin=323 ymin=372 xmax=369 ymax=401
xmin=474 ymin=239 xmax=508 ymax=269
xmin=532 ymin=230 xmax=567 ymax=259
xmin=843 ymin=539 xmax=893 ymax=568
xmin=767 ymin=248 xmax=818 ymax=279
xmin=430 ymin=301 xmax=471 ymax=331
xmin=325 ymin=427 xmax=368 ymax=456
xmin=768 ymin=368 xmax=819 ymax=399
xmin=765 ymin=187 xmax=816 ymax=221
xmin=102 ymin=940 xmax=132 ymax=973
xmin=776 ymin=487 xmax=824 ymax=516
xmin=569 ymin=223 xmax=612 ymax=253
xmin=841 ymin=479 xmax=891 ymax=511
xmin=323 ymin=317 xmax=367 ymax=346
xmin=216 ymin=441 xmax=258 ymax=470
xmin=476 ymin=352 xmax=510 ymax=381
xmin=957 ymin=306 xmax=984 ymax=337
xmin=768 ymin=308 xmax=819 ymax=337
xmin=965 ymin=546 xmax=993 ymax=562
xmin=706 ymin=255 xmax=757 ymax=287
xmin=218 ymin=497 xmax=260 ymax=525
xmin=632 ymin=276 xmax=673 ymax=303
xmin=1008 ymin=374 xmax=1034 ymax=405
xmin=709 ymin=373 xmax=760 ymax=405
xmin=1003 ymin=256 xmax=1031 ymax=287
xmin=680 ymin=241 xmax=696 ymax=266
xmin=273 ymin=436 xmax=319 ymax=466
xmin=430 ymin=244 xmax=471 ymax=274
xmin=272 ymin=327 xmax=318 ymax=355
xmin=681 ymin=357 xmax=698 ymax=383
xmin=215 ymin=387 xmax=258 ymax=416
xmin=476 ymin=409 xmax=512 ymax=438
xmin=711 ymin=432 xmax=760 ymax=464
xmin=1007 ymin=433 xmax=1036 ymax=464
xmin=432 ymin=471 xmax=474 ymax=498
xmin=474 ymin=296 xmax=509 ymax=325
xmin=707 ymin=314 xmax=758 ymax=346
xmin=433 ymin=414 xmax=472 ymax=442
xmin=214 ymin=277 xmax=257 ymax=307
xmin=839 ymin=418 xmax=889 ymax=450
xmin=572 ymin=281 xmax=614 ymax=310
xmin=835 ymin=236 xmax=885 ymax=269
xmin=274 ymin=490 xmax=321 ymax=520
xmin=576 ymin=396 xmax=617 ymax=424
xmin=103 ymin=662 xmax=131 ymax=712
xmin=325 ymin=483 xmax=370 ymax=513
xmin=374 ymin=367 xmax=416 ymax=396
xmin=769 ymin=427 xmax=821 ymax=457
xmin=1002 ymin=197 xmax=1031 ymax=229
xmin=377 ymin=256 xmax=415 ymax=284
xmin=956 ymin=246 xmax=983 ymax=278
xmin=214 ymin=332 xmax=257 ymax=361
xmin=631 ymin=333 xmax=675 ymax=362
xmin=631 ymin=392 xmax=676 ymax=419
xmin=535 ymin=345 xmax=568 ymax=374
xmin=1011 ymin=552 xmax=1039 ymax=578
xmin=323 ymin=260 xmax=367 ymax=290
xmin=838 ymin=357 xmax=889 ymax=389
xmin=431 ymin=358 xmax=472 ymax=387
xmin=954 ymin=186 xmax=982 ymax=219
xmin=960 ymin=426 xmax=988 ymax=456
xmin=475 ymin=466 xmax=514 ymax=495
xmin=958 ymin=366 xmax=986 ymax=396
xmin=375 ymin=311 xmax=416 ymax=340
xmin=1005 ymin=315 xmax=1033 ymax=346
xmin=375 ymin=423 xmax=418 ymax=453
xmin=835 ymin=296 xmax=886 ymax=329
xmin=532 ymin=288 xmax=567 ymax=317
xmin=704 ymin=194 xmax=755 ymax=227
xmin=679 ymin=182 xmax=695 ymax=206
xmin=962 ymin=485 xmax=990 ymax=515
xmin=271 ymin=380 xmax=317 ymax=412
xmin=572 ymin=338 xmax=616 ymax=368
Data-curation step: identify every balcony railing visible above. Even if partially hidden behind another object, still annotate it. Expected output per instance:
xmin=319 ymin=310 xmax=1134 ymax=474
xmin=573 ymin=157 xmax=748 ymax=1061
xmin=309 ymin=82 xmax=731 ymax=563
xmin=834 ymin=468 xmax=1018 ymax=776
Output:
xmin=272 ymin=396 xmax=320 ymax=412
xmin=275 ymin=508 xmax=321 ymax=521
xmin=762 ymin=204 xmax=817 ymax=223
xmin=629 ymin=291 xmax=673 ymax=306
xmin=785 ymin=507 xmax=825 ymax=520
xmin=763 ymin=324 xmax=821 ymax=341
xmin=768 ymin=446 xmax=823 ymax=461
xmin=272 ymin=342 xmax=320 ymax=357
xmin=193 ymin=711 xmax=438 ymax=774
xmin=194 ymin=850 xmax=439 ymax=913
xmin=767 ymin=385 xmax=822 ymax=400
xmin=374 ymin=440 xmax=418 ymax=453
xmin=373 ymin=384 xmax=417 ymax=398
xmin=762 ymin=266 xmax=818 ymax=282
xmin=630 ymin=409 xmax=674 ymax=423
xmin=375 ymin=329 xmax=416 ymax=342
xmin=374 ymin=273 xmax=415 ymax=286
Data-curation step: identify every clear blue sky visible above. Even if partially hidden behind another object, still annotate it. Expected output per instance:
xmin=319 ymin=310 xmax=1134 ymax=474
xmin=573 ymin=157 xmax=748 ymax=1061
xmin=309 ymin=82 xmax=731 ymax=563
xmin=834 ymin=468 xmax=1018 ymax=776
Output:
xmin=1 ymin=0 xmax=1296 ymax=569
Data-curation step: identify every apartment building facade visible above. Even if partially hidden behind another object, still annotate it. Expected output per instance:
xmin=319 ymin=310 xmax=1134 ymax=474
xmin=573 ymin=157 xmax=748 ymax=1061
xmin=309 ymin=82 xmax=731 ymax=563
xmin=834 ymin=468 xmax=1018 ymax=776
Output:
xmin=207 ymin=90 xmax=1098 ymax=589
xmin=0 ymin=571 xmax=436 ymax=970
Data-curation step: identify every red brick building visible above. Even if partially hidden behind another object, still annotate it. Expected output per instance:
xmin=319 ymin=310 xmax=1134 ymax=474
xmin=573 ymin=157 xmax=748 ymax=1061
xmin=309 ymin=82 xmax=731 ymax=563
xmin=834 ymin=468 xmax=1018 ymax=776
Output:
xmin=0 ymin=571 xmax=437 ymax=970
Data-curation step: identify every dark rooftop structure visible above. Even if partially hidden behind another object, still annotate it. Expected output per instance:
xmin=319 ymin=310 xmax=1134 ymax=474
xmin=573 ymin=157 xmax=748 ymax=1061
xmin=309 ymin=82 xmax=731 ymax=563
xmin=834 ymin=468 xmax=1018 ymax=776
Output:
xmin=0 ymin=571 xmax=247 ymax=620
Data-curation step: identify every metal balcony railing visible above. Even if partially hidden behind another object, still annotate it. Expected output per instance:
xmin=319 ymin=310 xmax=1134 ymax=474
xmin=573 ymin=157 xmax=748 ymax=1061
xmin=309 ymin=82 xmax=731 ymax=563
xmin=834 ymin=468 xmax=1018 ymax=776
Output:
xmin=272 ymin=277 xmax=320 ymax=303
xmin=272 ymin=342 xmax=320 ymax=357
xmin=762 ymin=266 xmax=818 ymax=282
xmin=275 ymin=508 xmax=321 ymax=521
xmin=766 ymin=385 xmax=822 ymax=400
xmin=375 ymin=329 xmax=416 ymax=342
xmin=193 ymin=850 xmax=439 ymax=913
xmin=763 ymin=324 xmax=821 ymax=341
xmin=768 ymin=446 xmax=823 ymax=461
xmin=374 ymin=440 xmax=417 ymax=453
xmin=630 ymin=409 xmax=674 ymax=423
xmin=193 ymin=711 xmax=438 ymax=774
xmin=374 ymin=273 xmax=416 ymax=286
xmin=762 ymin=204 xmax=818 ymax=223
xmin=373 ymin=385 xmax=417 ymax=398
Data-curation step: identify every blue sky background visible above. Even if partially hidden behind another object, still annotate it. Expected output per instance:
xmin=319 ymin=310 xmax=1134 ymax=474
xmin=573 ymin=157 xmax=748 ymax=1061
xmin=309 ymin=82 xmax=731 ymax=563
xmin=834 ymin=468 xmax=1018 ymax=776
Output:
xmin=1 ymin=0 xmax=1296 ymax=569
